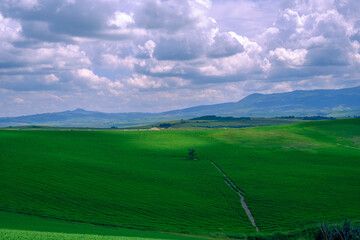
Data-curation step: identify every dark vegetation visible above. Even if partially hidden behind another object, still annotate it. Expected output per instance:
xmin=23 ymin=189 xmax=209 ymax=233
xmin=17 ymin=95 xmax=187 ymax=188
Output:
xmin=188 ymin=148 xmax=197 ymax=160
xmin=245 ymin=220 xmax=360 ymax=240
xmin=131 ymin=116 xmax=329 ymax=130
xmin=191 ymin=115 xmax=251 ymax=121
xmin=159 ymin=123 xmax=172 ymax=128
xmin=316 ymin=220 xmax=360 ymax=240
xmin=276 ymin=116 xmax=336 ymax=120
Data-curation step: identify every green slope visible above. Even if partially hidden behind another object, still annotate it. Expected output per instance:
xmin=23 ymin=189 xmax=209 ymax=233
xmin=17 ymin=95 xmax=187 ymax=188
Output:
xmin=126 ymin=117 xmax=308 ymax=130
xmin=0 ymin=119 xmax=359 ymax=238
xmin=0 ymin=211 xmax=202 ymax=240
xmin=203 ymin=119 xmax=360 ymax=232
xmin=0 ymin=229 xmax=165 ymax=240
xmin=0 ymin=129 xmax=254 ymax=236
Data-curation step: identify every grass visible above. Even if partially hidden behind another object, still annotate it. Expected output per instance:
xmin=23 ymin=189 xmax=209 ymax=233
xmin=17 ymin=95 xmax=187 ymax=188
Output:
xmin=0 ymin=211 xmax=203 ymax=240
xmin=203 ymin=119 xmax=360 ymax=232
xmin=0 ymin=129 xmax=254 ymax=236
xmin=124 ymin=118 xmax=309 ymax=129
xmin=0 ymin=228 xmax=189 ymax=240
xmin=0 ymin=119 xmax=359 ymax=239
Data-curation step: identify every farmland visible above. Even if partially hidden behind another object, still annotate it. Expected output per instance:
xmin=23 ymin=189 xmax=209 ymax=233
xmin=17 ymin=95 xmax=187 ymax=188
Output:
xmin=0 ymin=211 xmax=202 ymax=240
xmin=124 ymin=116 xmax=310 ymax=130
xmin=0 ymin=119 xmax=359 ymax=239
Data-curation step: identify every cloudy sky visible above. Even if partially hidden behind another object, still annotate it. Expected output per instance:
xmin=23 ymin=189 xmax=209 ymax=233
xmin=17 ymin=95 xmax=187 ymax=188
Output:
xmin=1 ymin=0 xmax=360 ymax=116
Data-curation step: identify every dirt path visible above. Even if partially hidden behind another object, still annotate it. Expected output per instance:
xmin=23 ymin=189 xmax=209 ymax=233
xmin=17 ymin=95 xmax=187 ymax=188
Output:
xmin=337 ymin=143 xmax=360 ymax=150
xmin=210 ymin=161 xmax=259 ymax=232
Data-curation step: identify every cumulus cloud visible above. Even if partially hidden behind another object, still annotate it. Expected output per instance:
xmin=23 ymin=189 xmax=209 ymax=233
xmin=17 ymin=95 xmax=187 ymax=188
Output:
xmin=0 ymin=12 xmax=22 ymax=41
xmin=269 ymin=48 xmax=308 ymax=66
xmin=108 ymin=12 xmax=134 ymax=29
xmin=256 ymin=0 xmax=360 ymax=83
xmin=133 ymin=0 xmax=209 ymax=32
xmin=72 ymin=68 xmax=124 ymax=94
xmin=0 ymin=0 xmax=359 ymax=116
xmin=207 ymin=31 xmax=244 ymax=58
xmin=153 ymin=36 xmax=205 ymax=61
xmin=134 ymin=40 xmax=156 ymax=59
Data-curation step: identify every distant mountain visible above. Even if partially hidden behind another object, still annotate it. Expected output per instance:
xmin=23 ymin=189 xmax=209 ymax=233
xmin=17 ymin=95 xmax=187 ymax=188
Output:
xmin=0 ymin=108 xmax=156 ymax=128
xmin=1 ymin=86 xmax=359 ymax=127
xmin=163 ymin=85 xmax=360 ymax=118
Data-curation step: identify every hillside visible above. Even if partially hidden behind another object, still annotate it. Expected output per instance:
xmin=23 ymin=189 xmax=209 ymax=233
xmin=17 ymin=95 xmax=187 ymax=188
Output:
xmin=1 ymin=119 xmax=359 ymax=238
xmin=126 ymin=117 xmax=310 ymax=129
xmin=161 ymin=86 xmax=360 ymax=118
xmin=0 ymin=86 xmax=359 ymax=127
xmin=0 ymin=211 xmax=202 ymax=240
xmin=0 ymin=108 xmax=156 ymax=128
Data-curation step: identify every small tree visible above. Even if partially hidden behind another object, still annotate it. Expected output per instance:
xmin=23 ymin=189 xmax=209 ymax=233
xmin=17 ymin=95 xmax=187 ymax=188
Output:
xmin=188 ymin=148 xmax=197 ymax=160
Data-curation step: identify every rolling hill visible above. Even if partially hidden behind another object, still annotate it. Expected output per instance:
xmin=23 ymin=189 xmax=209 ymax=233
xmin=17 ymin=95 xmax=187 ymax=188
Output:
xmin=1 ymin=86 xmax=359 ymax=127
xmin=1 ymin=119 xmax=360 ymax=238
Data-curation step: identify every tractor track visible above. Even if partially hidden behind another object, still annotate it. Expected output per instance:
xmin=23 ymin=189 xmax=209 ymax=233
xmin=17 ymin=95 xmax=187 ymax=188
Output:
xmin=210 ymin=161 xmax=259 ymax=232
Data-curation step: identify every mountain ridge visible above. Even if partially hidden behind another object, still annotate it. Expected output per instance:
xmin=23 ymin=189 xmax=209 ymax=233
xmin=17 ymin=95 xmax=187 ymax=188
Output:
xmin=1 ymin=86 xmax=359 ymax=127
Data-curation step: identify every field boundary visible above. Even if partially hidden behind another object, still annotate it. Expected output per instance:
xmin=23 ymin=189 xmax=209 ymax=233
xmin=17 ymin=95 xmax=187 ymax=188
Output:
xmin=210 ymin=162 xmax=259 ymax=232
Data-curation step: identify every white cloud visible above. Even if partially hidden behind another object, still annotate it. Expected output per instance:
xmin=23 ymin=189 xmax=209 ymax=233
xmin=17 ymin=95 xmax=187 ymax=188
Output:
xmin=269 ymin=48 xmax=308 ymax=66
xmin=126 ymin=74 xmax=163 ymax=89
xmin=135 ymin=40 xmax=156 ymax=58
xmin=303 ymin=35 xmax=327 ymax=48
xmin=44 ymin=74 xmax=59 ymax=84
xmin=75 ymin=68 xmax=108 ymax=89
xmin=101 ymin=54 xmax=139 ymax=70
xmin=192 ymin=0 xmax=211 ymax=9
xmin=72 ymin=69 xmax=124 ymax=95
xmin=108 ymin=12 xmax=134 ymax=28
xmin=0 ymin=12 xmax=22 ymax=41
xmin=148 ymin=61 xmax=175 ymax=74
xmin=10 ymin=0 xmax=39 ymax=10
xmin=125 ymin=74 xmax=187 ymax=89
xmin=0 ymin=0 xmax=360 ymax=115
xmin=13 ymin=97 xmax=25 ymax=104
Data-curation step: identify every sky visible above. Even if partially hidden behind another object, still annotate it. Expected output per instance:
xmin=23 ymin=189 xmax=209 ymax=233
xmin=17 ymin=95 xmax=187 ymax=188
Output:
xmin=0 ymin=0 xmax=360 ymax=116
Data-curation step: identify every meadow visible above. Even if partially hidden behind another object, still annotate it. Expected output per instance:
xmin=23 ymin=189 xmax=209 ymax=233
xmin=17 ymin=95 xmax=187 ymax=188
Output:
xmin=124 ymin=117 xmax=308 ymax=129
xmin=0 ymin=119 xmax=359 ymax=239
xmin=0 ymin=211 xmax=202 ymax=240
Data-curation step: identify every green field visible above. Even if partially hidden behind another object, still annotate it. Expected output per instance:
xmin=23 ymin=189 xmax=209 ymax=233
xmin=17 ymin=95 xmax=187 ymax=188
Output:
xmin=2 ymin=117 xmax=311 ymax=130
xmin=124 ymin=117 xmax=309 ymax=130
xmin=1 ymin=119 xmax=359 ymax=239
xmin=0 ymin=211 xmax=202 ymax=240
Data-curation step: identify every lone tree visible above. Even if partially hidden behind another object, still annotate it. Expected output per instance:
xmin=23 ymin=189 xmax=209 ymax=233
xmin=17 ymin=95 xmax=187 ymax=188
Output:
xmin=188 ymin=148 xmax=197 ymax=160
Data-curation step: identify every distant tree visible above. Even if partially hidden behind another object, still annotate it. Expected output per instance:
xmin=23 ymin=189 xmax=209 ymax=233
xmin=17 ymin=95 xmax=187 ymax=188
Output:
xmin=191 ymin=115 xmax=250 ymax=121
xmin=188 ymin=148 xmax=197 ymax=160
xmin=159 ymin=123 xmax=172 ymax=128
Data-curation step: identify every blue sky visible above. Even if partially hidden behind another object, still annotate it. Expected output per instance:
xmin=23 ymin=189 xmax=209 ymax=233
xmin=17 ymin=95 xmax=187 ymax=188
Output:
xmin=0 ymin=0 xmax=360 ymax=116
